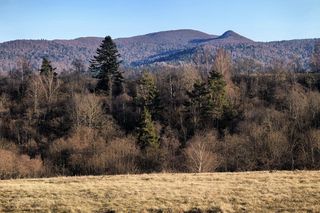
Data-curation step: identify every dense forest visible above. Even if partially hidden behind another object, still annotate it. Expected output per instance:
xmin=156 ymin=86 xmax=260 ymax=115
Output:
xmin=1 ymin=36 xmax=320 ymax=179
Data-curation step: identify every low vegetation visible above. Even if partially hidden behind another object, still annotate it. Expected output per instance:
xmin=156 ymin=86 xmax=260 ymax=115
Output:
xmin=0 ymin=171 xmax=319 ymax=212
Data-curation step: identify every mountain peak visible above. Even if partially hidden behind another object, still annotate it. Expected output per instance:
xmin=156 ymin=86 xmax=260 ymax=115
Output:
xmin=217 ymin=30 xmax=253 ymax=42
xmin=220 ymin=30 xmax=238 ymax=37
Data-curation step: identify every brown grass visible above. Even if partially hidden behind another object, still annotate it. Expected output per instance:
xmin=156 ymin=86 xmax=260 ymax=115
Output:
xmin=0 ymin=171 xmax=319 ymax=212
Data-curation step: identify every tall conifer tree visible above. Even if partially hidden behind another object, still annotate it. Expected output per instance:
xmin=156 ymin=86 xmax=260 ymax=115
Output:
xmin=137 ymin=107 xmax=159 ymax=149
xmin=207 ymin=69 xmax=228 ymax=119
xmin=185 ymin=68 xmax=228 ymax=133
xmin=135 ymin=71 xmax=161 ymax=119
xmin=89 ymin=36 xmax=123 ymax=96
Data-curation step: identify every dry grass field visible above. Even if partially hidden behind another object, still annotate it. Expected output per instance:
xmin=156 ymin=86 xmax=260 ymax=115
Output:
xmin=0 ymin=171 xmax=319 ymax=212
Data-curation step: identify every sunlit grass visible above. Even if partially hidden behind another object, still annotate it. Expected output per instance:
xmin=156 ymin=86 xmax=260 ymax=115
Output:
xmin=0 ymin=171 xmax=319 ymax=212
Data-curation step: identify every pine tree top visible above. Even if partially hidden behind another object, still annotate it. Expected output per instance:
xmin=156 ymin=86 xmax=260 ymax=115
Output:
xmin=90 ymin=36 xmax=121 ymax=79
xmin=40 ymin=57 xmax=56 ymax=76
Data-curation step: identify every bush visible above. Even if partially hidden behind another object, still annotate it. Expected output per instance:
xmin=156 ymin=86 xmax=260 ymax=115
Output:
xmin=48 ymin=127 xmax=105 ymax=175
xmin=103 ymin=137 xmax=140 ymax=174
xmin=0 ymin=148 xmax=44 ymax=179
xmin=49 ymin=127 xmax=139 ymax=175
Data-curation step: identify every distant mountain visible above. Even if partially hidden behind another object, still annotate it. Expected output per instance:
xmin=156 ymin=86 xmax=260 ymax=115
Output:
xmin=0 ymin=29 xmax=318 ymax=72
xmin=115 ymin=29 xmax=217 ymax=66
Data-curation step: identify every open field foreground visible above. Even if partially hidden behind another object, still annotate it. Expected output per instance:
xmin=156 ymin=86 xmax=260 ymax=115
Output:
xmin=0 ymin=171 xmax=319 ymax=212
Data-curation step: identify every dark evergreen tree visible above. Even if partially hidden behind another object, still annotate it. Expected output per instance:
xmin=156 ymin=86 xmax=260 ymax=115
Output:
xmin=112 ymin=69 xmax=125 ymax=96
xmin=135 ymin=71 xmax=161 ymax=119
xmin=89 ymin=36 xmax=123 ymax=96
xmin=207 ymin=69 xmax=228 ymax=120
xmin=40 ymin=58 xmax=56 ymax=76
xmin=185 ymin=80 xmax=209 ymax=132
xmin=137 ymin=107 xmax=159 ymax=149
xmin=185 ymin=69 xmax=229 ymax=134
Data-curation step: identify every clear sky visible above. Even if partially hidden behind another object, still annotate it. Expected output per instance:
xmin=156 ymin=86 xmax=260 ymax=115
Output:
xmin=0 ymin=0 xmax=319 ymax=42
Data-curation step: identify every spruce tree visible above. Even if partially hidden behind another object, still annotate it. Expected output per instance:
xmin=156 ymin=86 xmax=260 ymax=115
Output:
xmin=185 ymin=69 xmax=229 ymax=133
xmin=89 ymin=36 xmax=123 ymax=96
xmin=137 ymin=107 xmax=159 ymax=149
xmin=206 ymin=69 xmax=228 ymax=119
xmin=112 ymin=69 xmax=125 ymax=96
xmin=40 ymin=58 xmax=56 ymax=76
xmin=185 ymin=80 xmax=209 ymax=131
xmin=135 ymin=71 xmax=161 ymax=119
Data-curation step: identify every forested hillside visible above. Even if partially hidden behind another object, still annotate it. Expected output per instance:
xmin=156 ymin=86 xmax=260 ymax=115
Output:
xmin=0 ymin=29 xmax=319 ymax=72
xmin=1 ymin=36 xmax=320 ymax=179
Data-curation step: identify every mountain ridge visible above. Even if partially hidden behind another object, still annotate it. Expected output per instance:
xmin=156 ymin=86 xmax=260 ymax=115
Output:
xmin=0 ymin=29 xmax=318 ymax=72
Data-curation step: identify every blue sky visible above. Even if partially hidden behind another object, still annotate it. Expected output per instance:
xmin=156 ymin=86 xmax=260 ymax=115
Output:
xmin=0 ymin=0 xmax=319 ymax=42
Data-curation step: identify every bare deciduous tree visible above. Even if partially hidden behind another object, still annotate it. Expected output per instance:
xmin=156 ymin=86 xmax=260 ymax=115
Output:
xmin=185 ymin=132 xmax=220 ymax=173
xmin=28 ymin=75 xmax=42 ymax=116
xmin=71 ymin=58 xmax=86 ymax=74
xmin=38 ymin=73 xmax=60 ymax=104
xmin=213 ymin=48 xmax=237 ymax=100
xmin=193 ymin=46 xmax=214 ymax=76
xmin=73 ymin=93 xmax=105 ymax=128
xmin=28 ymin=72 xmax=61 ymax=112
xmin=213 ymin=48 xmax=233 ymax=84
xmin=306 ymin=129 xmax=320 ymax=167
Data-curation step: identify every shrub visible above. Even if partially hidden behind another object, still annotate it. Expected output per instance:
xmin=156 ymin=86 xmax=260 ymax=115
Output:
xmin=49 ymin=127 xmax=138 ymax=175
xmin=0 ymin=148 xmax=44 ymax=179
xmin=103 ymin=137 xmax=139 ymax=174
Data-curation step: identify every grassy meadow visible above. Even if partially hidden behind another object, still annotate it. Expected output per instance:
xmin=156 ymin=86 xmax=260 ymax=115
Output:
xmin=0 ymin=171 xmax=319 ymax=212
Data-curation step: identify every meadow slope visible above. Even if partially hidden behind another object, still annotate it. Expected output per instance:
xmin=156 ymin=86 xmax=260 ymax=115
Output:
xmin=0 ymin=171 xmax=319 ymax=212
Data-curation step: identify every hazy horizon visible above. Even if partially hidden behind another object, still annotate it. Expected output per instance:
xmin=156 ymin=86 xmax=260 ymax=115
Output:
xmin=0 ymin=0 xmax=320 ymax=43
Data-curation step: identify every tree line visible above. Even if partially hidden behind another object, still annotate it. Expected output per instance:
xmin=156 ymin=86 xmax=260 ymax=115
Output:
xmin=0 ymin=36 xmax=320 ymax=179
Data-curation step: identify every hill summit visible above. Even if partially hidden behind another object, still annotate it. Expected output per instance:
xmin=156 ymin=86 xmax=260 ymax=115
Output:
xmin=217 ymin=30 xmax=253 ymax=42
